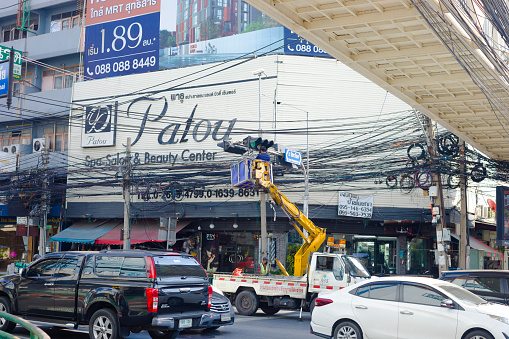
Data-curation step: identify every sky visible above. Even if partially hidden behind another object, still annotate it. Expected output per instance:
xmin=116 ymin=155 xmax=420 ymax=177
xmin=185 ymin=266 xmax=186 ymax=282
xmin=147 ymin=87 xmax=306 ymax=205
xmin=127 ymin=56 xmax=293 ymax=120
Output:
xmin=160 ymin=0 xmax=178 ymax=31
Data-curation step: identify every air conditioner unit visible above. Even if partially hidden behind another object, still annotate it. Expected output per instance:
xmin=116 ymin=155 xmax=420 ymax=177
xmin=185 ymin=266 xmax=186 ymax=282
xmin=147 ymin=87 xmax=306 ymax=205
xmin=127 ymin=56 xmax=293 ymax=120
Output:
xmin=10 ymin=144 xmax=31 ymax=154
xmin=32 ymin=138 xmax=45 ymax=152
xmin=2 ymin=146 xmax=9 ymax=153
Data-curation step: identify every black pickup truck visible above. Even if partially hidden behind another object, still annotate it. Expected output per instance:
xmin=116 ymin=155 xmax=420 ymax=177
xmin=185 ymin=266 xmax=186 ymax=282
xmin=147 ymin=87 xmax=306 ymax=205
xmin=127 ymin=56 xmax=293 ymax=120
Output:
xmin=0 ymin=250 xmax=213 ymax=339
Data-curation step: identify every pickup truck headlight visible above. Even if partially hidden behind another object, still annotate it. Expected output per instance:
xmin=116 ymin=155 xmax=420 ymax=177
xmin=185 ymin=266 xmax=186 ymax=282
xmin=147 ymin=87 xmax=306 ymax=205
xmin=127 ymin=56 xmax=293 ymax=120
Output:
xmin=489 ymin=314 xmax=509 ymax=325
xmin=5 ymin=281 xmax=14 ymax=289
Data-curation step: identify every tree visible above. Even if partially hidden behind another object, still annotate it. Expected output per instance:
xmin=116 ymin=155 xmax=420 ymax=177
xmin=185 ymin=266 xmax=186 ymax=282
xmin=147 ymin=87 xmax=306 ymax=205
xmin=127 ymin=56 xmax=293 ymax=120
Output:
xmin=200 ymin=19 xmax=221 ymax=41
xmin=167 ymin=35 xmax=176 ymax=48
xmin=242 ymin=14 xmax=280 ymax=34
xmin=159 ymin=30 xmax=171 ymax=49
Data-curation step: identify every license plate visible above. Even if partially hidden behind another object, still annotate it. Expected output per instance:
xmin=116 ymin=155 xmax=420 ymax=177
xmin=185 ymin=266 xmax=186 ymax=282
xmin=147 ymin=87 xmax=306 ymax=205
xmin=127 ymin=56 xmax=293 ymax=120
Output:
xmin=221 ymin=313 xmax=231 ymax=322
xmin=179 ymin=319 xmax=192 ymax=328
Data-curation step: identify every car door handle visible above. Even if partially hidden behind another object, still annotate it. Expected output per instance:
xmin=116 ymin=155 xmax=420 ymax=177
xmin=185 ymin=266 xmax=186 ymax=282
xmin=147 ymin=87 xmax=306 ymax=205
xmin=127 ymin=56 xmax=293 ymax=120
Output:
xmin=355 ymin=305 xmax=368 ymax=309
xmin=400 ymin=310 xmax=413 ymax=315
xmin=44 ymin=282 xmax=54 ymax=286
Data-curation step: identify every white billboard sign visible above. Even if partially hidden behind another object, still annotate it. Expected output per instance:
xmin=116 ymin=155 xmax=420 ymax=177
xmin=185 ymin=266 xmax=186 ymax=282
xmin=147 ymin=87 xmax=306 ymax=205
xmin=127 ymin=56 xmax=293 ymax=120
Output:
xmin=338 ymin=191 xmax=373 ymax=218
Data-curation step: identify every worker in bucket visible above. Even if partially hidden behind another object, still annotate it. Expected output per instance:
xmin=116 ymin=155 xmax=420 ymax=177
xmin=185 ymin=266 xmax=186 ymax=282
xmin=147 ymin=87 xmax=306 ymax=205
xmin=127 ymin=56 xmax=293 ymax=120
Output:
xmin=257 ymin=257 xmax=270 ymax=275
xmin=256 ymin=146 xmax=271 ymax=162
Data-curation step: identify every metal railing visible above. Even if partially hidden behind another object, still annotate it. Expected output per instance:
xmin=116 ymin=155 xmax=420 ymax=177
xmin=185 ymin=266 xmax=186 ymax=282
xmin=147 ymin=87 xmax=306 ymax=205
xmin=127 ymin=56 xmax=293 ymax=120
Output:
xmin=0 ymin=312 xmax=50 ymax=339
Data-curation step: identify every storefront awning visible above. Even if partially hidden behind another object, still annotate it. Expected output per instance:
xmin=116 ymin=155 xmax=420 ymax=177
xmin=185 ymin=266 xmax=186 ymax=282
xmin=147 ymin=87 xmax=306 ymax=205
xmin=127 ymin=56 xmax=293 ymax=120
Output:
xmin=451 ymin=234 xmax=502 ymax=260
xmin=50 ymin=219 xmax=121 ymax=244
xmin=95 ymin=220 xmax=190 ymax=245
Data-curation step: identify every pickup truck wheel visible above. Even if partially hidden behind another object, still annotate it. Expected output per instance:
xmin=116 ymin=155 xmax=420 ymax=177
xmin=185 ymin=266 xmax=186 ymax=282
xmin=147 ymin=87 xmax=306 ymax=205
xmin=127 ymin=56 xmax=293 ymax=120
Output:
xmin=0 ymin=297 xmax=15 ymax=333
xmin=148 ymin=330 xmax=179 ymax=339
xmin=235 ymin=290 xmax=259 ymax=316
xmin=89 ymin=309 xmax=120 ymax=339
xmin=260 ymin=305 xmax=280 ymax=315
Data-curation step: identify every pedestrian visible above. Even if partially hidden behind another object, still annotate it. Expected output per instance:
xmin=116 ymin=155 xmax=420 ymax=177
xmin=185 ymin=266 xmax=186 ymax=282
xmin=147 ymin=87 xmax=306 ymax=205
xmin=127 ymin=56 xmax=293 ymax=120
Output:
xmin=257 ymin=257 xmax=270 ymax=275
xmin=255 ymin=146 xmax=271 ymax=162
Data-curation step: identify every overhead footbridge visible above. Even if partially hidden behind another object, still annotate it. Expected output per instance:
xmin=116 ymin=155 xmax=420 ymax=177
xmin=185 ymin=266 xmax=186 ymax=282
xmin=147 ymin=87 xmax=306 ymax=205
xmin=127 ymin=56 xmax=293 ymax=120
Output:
xmin=246 ymin=0 xmax=509 ymax=160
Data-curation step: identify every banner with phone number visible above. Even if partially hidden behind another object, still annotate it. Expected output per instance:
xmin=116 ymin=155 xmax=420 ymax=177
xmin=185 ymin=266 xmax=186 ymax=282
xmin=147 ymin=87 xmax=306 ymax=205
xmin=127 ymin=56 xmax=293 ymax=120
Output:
xmin=284 ymin=27 xmax=332 ymax=58
xmin=84 ymin=12 xmax=159 ymax=80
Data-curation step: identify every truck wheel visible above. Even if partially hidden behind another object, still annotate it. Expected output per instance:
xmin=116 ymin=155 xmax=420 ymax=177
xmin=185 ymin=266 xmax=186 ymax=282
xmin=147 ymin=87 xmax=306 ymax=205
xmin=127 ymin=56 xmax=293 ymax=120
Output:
xmin=260 ymin=305 xmax=280 ymax=315
xmin=309 ymin=296 xmax=317 ymax=315
xmin=0 ymin=297 xmax=15 ymax=333
xmin=235 ymin=290 xmax=259 ymax=315
xmin=148 ymin=330 xmax=179 ymax=339
xmin=89 ymin=309 xmax=120 ymax=339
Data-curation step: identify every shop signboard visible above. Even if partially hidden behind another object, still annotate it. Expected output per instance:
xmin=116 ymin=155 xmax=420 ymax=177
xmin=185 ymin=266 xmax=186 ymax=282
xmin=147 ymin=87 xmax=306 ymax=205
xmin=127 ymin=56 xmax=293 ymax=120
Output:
xmin=338 ymin=191 xmax=373 ymax=218
xmin=496 ymin=186 xmax=509 ymax=246
xmin=0 ymin=45 xmax=21 ymax=80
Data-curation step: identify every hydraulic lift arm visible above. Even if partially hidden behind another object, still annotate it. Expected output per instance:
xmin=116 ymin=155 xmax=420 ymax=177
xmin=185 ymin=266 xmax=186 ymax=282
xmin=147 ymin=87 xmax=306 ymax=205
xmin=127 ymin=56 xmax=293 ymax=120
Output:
xmin=253 ymin=160 xmax=326 ymax=276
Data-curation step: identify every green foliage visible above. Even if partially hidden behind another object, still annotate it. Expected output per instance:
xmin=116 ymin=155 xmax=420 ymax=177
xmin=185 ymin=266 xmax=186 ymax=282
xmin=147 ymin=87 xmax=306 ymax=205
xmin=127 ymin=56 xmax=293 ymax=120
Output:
xmin=286 ymin=244 xmax=300 ymax=275
xmin=159 ymin=30 xmax=171 ymax=49
xmin=200 ymin=19 xmax=221 ymax=40
xmin=242 ymin=15 xmax=280 ymax=33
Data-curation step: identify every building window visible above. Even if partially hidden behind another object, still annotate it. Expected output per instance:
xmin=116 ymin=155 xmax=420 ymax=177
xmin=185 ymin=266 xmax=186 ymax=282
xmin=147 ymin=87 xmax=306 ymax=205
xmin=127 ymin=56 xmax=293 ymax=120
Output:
xmin=216 ymin=9 xmax=222 ymax=20
xmin=43 ymin=125 xmax=69 ymax=152
xmin=12 ymin=72 xmax=33 ymax=96
xmin=41 ymin=65 xmax=80 ymax=91
xmin=50 ymin=11 xmax=81 ymax=33
xmin=1 ymin=18 xmax=38 ymax=43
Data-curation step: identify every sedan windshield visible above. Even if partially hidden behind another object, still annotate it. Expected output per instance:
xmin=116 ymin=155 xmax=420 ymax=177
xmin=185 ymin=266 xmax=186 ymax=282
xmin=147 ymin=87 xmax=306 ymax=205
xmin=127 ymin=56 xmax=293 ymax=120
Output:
xmin=343 ymin=256 xmax=370 ymax=278
xmin=439 ymin=284 xmax=486 ymax=306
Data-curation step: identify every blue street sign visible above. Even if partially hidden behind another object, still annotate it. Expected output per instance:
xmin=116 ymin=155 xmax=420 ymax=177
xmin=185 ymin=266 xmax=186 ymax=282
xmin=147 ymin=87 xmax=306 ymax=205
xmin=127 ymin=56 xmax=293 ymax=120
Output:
xmin=284 ymin=27 xmax=333 ymax=58
xmin=84 ymin=12 xmax=159 ymax=80
xmin=0 ymin=61 xmax=10 ymax=97
xmin=285 ymin=149 xmax=302 ymax=166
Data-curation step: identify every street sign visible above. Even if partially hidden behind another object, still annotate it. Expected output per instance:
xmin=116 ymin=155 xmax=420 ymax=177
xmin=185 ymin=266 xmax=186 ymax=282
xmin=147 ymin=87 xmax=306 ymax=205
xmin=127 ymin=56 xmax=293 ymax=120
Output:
xmin=0 ymin=61 xmax=9 ymax=97
xmin=285 ymin=149 xmax=302 ymax=166
xmin=0 ymin=45 xmax=22 ymax=79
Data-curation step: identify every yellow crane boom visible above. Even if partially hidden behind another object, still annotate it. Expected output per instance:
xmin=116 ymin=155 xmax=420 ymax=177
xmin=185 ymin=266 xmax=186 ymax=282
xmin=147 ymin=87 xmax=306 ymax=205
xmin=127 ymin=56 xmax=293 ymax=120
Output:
xmin=253 ymin=160 xmax=326 ymax=276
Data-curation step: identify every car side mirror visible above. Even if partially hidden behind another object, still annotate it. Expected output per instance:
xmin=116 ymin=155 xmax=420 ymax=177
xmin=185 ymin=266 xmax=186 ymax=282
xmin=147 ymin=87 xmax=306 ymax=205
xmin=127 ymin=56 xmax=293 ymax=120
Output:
xmin=440 ymin=299 xmax=454 ymax=308
xmin=20 ymin=268 xmax=27 ymax=278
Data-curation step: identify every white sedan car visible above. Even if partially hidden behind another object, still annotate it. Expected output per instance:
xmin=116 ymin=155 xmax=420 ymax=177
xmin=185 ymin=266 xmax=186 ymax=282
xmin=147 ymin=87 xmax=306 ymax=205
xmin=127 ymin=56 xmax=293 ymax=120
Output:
xmin=311 ymin=276 xmax=509 ymax=339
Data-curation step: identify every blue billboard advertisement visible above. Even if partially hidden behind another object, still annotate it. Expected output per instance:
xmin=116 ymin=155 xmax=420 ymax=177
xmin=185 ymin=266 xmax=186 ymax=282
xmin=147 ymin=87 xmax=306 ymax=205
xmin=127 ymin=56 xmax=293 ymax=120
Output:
xmin=0 ymin=61 xmax=10 ymax=97
xmin=84 ymin=12 xmax=160 ymax=80
xmin=283 ymin=28 xmax=332 ymax=58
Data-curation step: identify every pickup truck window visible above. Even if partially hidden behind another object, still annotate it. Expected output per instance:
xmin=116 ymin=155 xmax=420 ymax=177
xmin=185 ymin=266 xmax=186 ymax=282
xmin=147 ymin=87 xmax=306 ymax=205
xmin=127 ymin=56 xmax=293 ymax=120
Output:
xmin=119 ymin=257 xmax=146 ymax=277
xmin=96 ymin=256 xmax=124 ymax=276
xmin=153 ymin=256 xmax=207 ymax=278
xmin=27 ymin=258 xmax=60 ymax=277
xmin=56 ymin=257 xmax=79 ymax=276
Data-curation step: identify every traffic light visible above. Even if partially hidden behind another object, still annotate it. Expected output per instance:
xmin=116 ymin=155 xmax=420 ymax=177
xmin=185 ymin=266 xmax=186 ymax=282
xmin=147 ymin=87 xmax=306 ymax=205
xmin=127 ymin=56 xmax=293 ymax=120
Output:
xmin=243 ymin=136 xmax=274 ymax=151
xmin=217 ymin=141 xmax=247 ymax=154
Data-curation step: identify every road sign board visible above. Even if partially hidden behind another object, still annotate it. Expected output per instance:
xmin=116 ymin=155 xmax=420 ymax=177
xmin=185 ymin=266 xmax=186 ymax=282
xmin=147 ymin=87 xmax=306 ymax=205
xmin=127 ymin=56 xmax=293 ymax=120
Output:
xmin=0 ymin=61 xmax=10 ymax=97
xmin=0 ymin=45 xmax=21 ymax=79
xmin=285 ymin=149 xmax=302 ymax=166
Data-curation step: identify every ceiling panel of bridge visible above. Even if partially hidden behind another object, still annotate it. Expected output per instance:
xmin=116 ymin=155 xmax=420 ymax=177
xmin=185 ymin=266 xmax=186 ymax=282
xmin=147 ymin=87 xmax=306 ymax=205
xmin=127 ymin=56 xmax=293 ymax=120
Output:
xmin=245 ymin=0 xmax=509 ymax=159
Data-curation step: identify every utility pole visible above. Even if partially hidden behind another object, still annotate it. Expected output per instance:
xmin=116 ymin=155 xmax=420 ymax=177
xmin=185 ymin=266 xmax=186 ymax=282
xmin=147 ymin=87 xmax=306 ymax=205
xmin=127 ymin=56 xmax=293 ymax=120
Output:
xmin=39 ymin=135 xmax=49 ymax=256
xmin=253 ymin=69 xmax=268 ymax=263
xmin=123 ymin=138 xmax=131 ymax=250
xmin=303 ymin=111 xmax=309 ymax=217
xmin=425 ymin=117 xmax=449 ymax=276
xmin=459 ymin=141 xmax=469 ymax=269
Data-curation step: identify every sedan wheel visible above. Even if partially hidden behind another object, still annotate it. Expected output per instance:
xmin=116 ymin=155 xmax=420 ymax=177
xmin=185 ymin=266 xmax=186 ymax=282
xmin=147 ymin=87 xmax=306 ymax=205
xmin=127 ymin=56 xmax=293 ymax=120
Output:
xmin=465 ymin=330 xmax=494 ymax=339
xmin=334 ymin=321 xmax=362 ymax=339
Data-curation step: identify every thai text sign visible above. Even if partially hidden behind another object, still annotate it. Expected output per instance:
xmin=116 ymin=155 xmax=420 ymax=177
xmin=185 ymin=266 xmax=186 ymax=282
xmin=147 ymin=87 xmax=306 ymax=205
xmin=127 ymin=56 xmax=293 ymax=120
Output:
xmin=338 ymin=191 xmax=373 ymax=218
xmin=0 ymin=46 xmax=21 ymax=80
xmin=86 ymin=0 xmax=160 ymax=26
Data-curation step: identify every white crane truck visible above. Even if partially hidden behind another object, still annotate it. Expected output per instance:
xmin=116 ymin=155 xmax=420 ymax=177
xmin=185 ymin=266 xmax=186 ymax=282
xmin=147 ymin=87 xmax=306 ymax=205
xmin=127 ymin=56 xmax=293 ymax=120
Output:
xmin=213 ymin=159 xmax=371 ymax=315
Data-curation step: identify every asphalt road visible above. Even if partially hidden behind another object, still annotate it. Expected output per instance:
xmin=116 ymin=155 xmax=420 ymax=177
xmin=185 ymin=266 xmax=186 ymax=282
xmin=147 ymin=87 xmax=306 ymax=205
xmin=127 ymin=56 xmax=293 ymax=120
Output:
xmin=11 ymin=310 xmax=316 ymax=339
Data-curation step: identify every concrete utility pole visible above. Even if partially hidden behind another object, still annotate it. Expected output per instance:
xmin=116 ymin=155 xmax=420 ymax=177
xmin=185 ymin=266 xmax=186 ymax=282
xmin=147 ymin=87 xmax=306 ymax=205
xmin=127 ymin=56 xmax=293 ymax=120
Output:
xmin=425 ymin=117 xmax=449 ymax=276
xmin=459 ymin=141 xmax=469 ymax=269
xmin=39 ymin=135 xmax=50 ymax=256
xmin=123 ymin=138 xmax=131 ymax=250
